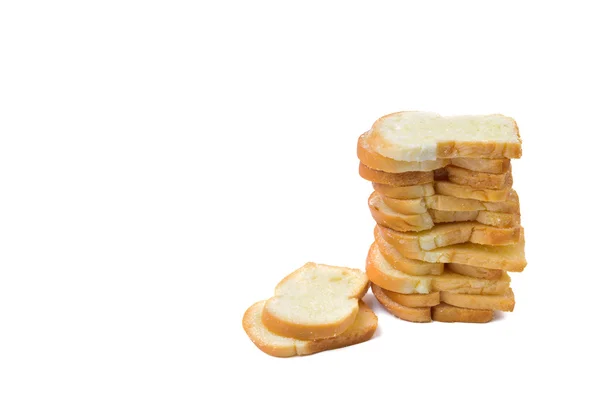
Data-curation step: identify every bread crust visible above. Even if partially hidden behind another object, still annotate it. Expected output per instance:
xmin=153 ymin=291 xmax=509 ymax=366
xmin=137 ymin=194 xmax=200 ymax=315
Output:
xmin=434 ymin=180 xmax=512 ymax=202
xmin=451 ymin=157 xmax=510 ymax=173
xmin=431 ymin=302 xmax=494 ymax=323
xmin=440 ymin=289 xmax=515 ymax=312
xmin=428 ymin=209 xmax=520 ymax=228
xmin=380 ymin=287 xmax=441 ymax=307
xmin=359 ymin=163 xmax=433 ymax=186
xmin=446 ymin=263 xmax=503 ymax=280
xmin=371 ymin=284 xmax=432 ymax=322
xmin=446 ymin=165 xmax=512 ymax=190
xmin=372 ymin=182 xmax=435 ymax=199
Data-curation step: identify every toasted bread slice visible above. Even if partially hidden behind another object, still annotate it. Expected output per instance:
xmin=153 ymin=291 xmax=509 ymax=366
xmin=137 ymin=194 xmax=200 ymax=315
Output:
xmin=379 ymin=191 xmax=520 ymax=215
xmin=377 ymin=226 xmax=527 ymax=271
xmin=434 ymin=180 xmax=512 ymax=202
xmin=357 ymin=133 xmax=448 ymax=172
xmin=446 ymin=165 xmax=512 ymax=190
xmin=359 ymin=163 xmax=433 ymax=186
xmin=376 ymin=222 xmax=521 ymax=253
xmin=429 ymin=209 xmax=520 ymax=228
xmin=373 ymin=182 xmax=435 ymax=199
xmin=446 ymin=263 xmax=503 ymax=280
xmin=425 ymin=191 xmax=519 ymax=213
xmin=451 ymin=157 xmax=510 ymax=174
xmin=380 ymin=287 xmax=441 ymax=307
xmin=244 ymin=300 xmax=378 ymax=357
xmin=366 ymin=112 xmax=521 ymax=162
xmin=440 ymin=288 xmax=515 ymax=311
xmin=369 ymin=191 xmax=434 ymax=232
xmin=371 ymin=284 xmax=432 ymax=322
xmin=261 ymin=263 xmax=369 ymax=340
xmin=374 ymin=226 xmax=444 ymax=275
xmin=432 ymin=302 xmax=494 ymax=323
xmin=365 ymin=243 xmax=511 ymax=294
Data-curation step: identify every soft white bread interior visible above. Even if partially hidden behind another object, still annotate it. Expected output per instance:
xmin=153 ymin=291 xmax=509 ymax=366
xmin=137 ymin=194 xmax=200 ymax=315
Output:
xmin=366 ymin=242 xmax=511 ymax=295
xmin=244 ymin=300 xmax=377 ymax=357
xmin=366 ymin=112 xmax=521 ymax=162
xmin=357 ymin=133 xmax=449 ymax=172
xmin=431 ymin=302 xmax=494 ymax=323
xmin=261 ymin=263 xmax=369 ymax=340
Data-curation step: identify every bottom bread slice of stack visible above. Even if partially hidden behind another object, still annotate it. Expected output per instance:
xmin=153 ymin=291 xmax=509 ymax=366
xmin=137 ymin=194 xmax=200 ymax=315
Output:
xmin=243 ymin=263 xmax=377 ymax=357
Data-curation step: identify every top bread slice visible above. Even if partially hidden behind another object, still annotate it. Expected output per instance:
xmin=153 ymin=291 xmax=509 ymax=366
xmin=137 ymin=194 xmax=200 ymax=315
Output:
xmin=243 ymin=300 xmax=377 ymax=357
xmin=261 ymin=263 xmax=369 ymax=340
xmin=365 ymin=111 xmax=522 ymax=162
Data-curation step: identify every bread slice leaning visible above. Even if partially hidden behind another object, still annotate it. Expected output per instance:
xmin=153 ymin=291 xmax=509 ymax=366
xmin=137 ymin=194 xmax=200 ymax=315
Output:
xmin=261 ymin=263 xmax=369 ymax=340
xmin=244 ymin=300 xmax=378 ymax=357
xmin=366 ymin=112 xmax=522 ymax=162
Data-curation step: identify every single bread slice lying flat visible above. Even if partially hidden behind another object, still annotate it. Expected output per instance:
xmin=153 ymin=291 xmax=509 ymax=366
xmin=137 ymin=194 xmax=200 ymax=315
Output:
xmin=244 ymin=300 xmax=377 ymax=357
xmin=434 ymin=180 xmax=512 ymax=202
xmin=376 ymin=221 xmax=521 ymax=252
xmin=450 ymin=157 xmax=510 ymax=174
xmin=446 ymin=263 xmax=503 ymax=280
xmin=357 ymin=133 xmax=448 ymax=172
xmin=378 ymin=227 xmax=527 ymax=272
xmin=371 ymin=284 xmax=432 ymax=322
xmin=366 ymin=243 xmax=511 ymax=295
xmin=373 ymin=182 xmax=435 ymax=199
xmin=366 ymin=112 xmax=522 ymax=162
xmin=429 ymin=209 xmax=520 ymax=228
xmin=446 ymin=164 xmax=512 ymax=190
xmin=432 ymin=303 xmax=494 ymax=323
xmin=359 ymin=163 xmax=433 ymax=186
xmin=440 ymin=288 xmax=515 ymax=311
xmin=261 ymin=263 xmax=369 ymax=340
xmin=369 ymin=191 xmax=434 ymax=232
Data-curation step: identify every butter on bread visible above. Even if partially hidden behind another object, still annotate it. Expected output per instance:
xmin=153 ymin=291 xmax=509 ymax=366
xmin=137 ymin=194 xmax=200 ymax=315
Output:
xmin=366 ymin=111 xmax=521 ymax=162
xmin=243 ymin=300 xmax=377 ymax=357
xmin=261 ymin=263 xmax=369 ymax=340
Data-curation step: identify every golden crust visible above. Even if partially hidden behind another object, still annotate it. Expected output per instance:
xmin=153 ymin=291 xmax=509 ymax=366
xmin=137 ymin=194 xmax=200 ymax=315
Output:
xmin=451 ymin=157 xmax=510 ymax=174
xmin=446 ymin=165 xmax=512 ymax=190
xmin=381 ymin=288 xmax=441 ymax=307
xmin=431 ymin=302 xmax=494 ymax=323
xmin=434 ymin=180 xmax=512 ymax=202
xmin=372 ymin=182 xmax=435 ymax=200
xmin=359 ymin=163 xmax=433 ymax=186
xmin=371 ymin=284 xmax=432 ymax=322
xmin=446 ymin=263 xmax=503 ymax=280
xmin=368 ymin=191 xmax=434 ymax=232
xmin=440 ymin=289 xmax=515 ymax=312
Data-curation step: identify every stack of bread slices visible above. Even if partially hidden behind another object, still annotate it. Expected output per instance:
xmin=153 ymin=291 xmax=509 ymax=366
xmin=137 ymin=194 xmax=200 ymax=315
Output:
xmin=243 ymin=263 xmax=378 ymax=357
xmin=358 ymin=111 xmax=526 ymax=323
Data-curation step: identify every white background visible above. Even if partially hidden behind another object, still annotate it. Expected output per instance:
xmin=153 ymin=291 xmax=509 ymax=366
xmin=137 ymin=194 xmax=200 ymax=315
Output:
xmin=1 ymin=1 xmax=599 ymax=399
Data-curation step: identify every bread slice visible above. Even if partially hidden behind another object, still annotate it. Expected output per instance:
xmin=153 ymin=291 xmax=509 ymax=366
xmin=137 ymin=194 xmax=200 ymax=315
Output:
xmin=425 ymin=191 xmax=519 ymax=213
xmin=359 ymin=163 xmax=433 ymax=186
xmin=434 ymin=180 xmax=512 ymax=202
xmin=357 ymin=133 xmax=448 ymax=172
xmin=374 ymin=226 xmax=444 ymax=275
xmin=376 ymin=222 xmax=521 ymax=253
xmin=244 ymin=300 xmax=378 ymax=357
xmin=369 ymin=191 xmax=434 ymax=232
xmin=366 ymin=112 xmax=522 ymax=162
xmin=371 ymin=284 xmax=432 ymax=322
xmin=446 ymin=165 xmax=512 ymax=190
xmin=380 ymin=287 xmax=441 ymax=307
xmin=446 ymin=263 xmax=503 ymax=280
xmin=261 ymin=263 xmax=369 ymax=340
xmin=365 ymin=242 xmax=511 ymax=294
xmin=429 ymin=209 xmax=520 ymax=228
xmin=378 ymin=226 xmax=527 ymax=271
xmin=373 ymin=182 xmax=435 ymax=199
xmin=440 ymin=288 xmax=515 ymax=311
xmin=380 ymin=195 xmax=428 ymax=214
xmin=451 ymin=157 xmax=510 ymax=174
xmin=431 ymin=302 xmax=494 ymax=323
